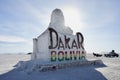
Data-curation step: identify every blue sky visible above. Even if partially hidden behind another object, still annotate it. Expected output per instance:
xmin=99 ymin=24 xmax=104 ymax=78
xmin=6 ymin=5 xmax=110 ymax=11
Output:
xmin=0 ymin=0 xmax=120 ymax=54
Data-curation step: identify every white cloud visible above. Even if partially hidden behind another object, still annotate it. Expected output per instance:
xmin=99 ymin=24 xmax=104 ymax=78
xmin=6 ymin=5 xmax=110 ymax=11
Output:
xmin=0 ymin=35 xmax=27 ymax=43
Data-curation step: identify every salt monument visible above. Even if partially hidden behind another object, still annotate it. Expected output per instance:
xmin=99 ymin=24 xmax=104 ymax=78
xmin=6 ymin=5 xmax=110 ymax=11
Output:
xmin=16 ymin=9 xmax=103 ymax=72
xmin=32 ymin=9 xmax=86 ymax=62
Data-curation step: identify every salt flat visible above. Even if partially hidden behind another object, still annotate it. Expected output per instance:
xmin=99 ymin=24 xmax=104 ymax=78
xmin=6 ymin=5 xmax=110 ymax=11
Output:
xmin=0 ymin=54 xmax=120 ymax=80
xmin=0 ymin=54 xmax=30 ymax=75
xmin=87 ymin=54 xmax=120 ymax=80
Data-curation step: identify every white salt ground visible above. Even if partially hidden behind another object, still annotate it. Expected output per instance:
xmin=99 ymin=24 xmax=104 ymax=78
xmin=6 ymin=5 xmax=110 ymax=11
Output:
xmin=0 ymin=54 xmax=120 ymax=80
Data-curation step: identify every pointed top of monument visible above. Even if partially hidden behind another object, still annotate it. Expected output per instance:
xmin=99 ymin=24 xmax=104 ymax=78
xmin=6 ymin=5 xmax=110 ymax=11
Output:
xmin=53 ymin=8 xmax=62 ymax=13
xmin=48 ymin=8 xmax=73 ymax=35
xmin=50 ymin=8 xmax=65 ymax=27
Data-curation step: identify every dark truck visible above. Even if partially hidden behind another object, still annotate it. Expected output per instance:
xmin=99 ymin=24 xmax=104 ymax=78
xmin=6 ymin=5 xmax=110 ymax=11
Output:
xmin=104 ymin=50 xmax=119 ymax=57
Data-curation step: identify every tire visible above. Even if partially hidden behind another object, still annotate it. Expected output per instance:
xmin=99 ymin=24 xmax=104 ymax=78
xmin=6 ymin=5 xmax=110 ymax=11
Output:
xmin=117 ymin=55 xmax=119 ymax=57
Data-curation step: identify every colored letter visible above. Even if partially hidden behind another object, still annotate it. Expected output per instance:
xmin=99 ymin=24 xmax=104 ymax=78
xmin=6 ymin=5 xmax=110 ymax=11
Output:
xmin=64 ymin=35 xmax=70 ymax=49
xmin=58 ymin=51 xmax=64 ymax=61
xmin=76 ymin=32 xmax=84 ymax=49
xmin=58 ymin=38 xmax=65 ymax=50
xmin=49 ymin=28 xmax=58 ymax=49
xmin=51 ymin=51 xmax=56 ymax=61
xmin=65 ymin=51 xmax=70 ymax=60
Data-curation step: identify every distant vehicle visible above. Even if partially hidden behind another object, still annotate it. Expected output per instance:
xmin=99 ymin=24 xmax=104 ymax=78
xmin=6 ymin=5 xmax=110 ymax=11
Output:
xmin=104 ymin=50 xmax=119 ymax=57
xmin=27 ymin=52 xmax=32 ymax=55
xmin=93 ymin=53 xmax=102 ymax=57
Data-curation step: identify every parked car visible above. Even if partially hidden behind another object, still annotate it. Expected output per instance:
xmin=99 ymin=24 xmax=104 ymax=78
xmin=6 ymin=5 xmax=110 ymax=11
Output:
xmin=27 ymin=52 xmax=32 ymax=55
xmin=104 ymin=50 xmax=119 ymax=57
xmin=93 ymin=52 xmax=102 ymax=57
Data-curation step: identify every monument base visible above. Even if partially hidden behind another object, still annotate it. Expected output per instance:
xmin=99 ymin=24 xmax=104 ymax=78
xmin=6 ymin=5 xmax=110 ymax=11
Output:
xmin=15 ymin=59 xmax=104 ymax=73
xmin=39 ymin=60 xmax=103 ymax=72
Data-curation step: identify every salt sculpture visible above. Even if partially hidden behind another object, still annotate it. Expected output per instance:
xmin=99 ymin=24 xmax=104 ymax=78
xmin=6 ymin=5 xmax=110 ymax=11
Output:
xmin=32 ymin=9 xmax=86 ymax=62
